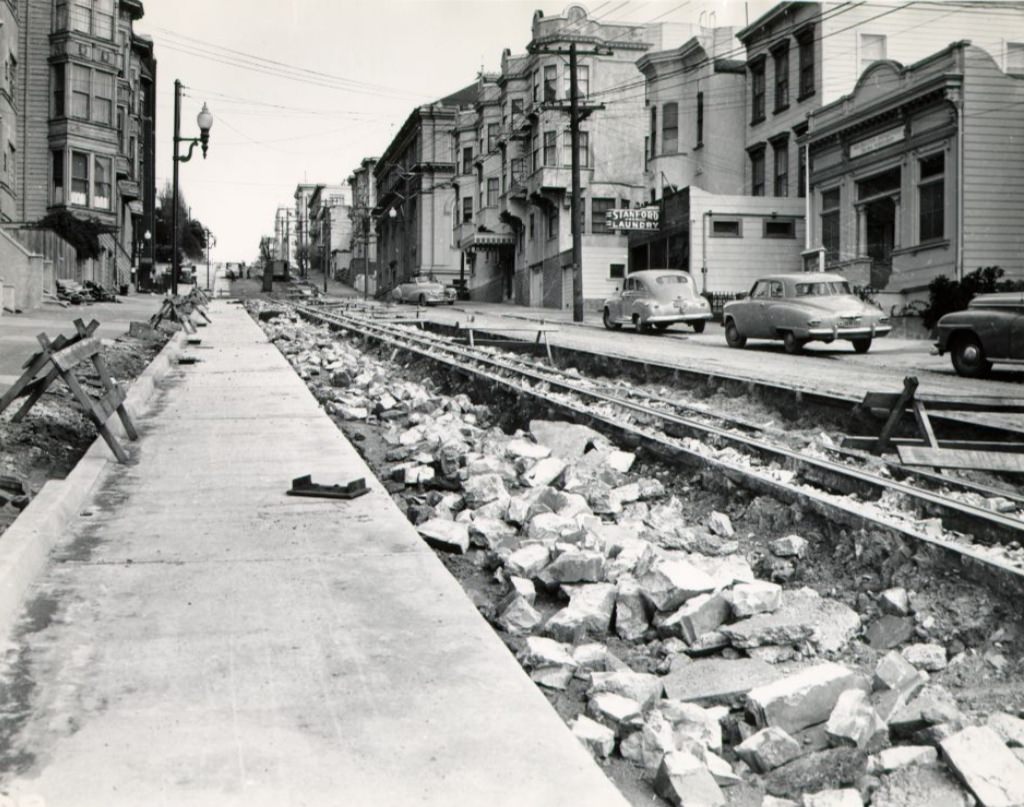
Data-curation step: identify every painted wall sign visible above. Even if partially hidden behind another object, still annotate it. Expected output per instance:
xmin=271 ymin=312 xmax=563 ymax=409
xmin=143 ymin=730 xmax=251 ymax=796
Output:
xmin=850 ymin=126 xmax=905 ymax=158
xmin=606 ymin=206 xmax=661 ymax=230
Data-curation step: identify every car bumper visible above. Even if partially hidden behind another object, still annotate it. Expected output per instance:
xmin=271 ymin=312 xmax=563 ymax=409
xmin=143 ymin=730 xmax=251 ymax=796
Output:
xmin=644 ymin=312 xmax=713 ymax=323
xmin=804 ymin=324 xmax=892 ymax=340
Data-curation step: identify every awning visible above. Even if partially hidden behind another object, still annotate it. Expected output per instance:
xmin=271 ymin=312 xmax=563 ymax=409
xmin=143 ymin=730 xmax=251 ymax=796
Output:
xmin=459 ymin=231 xmax=516 ymax=251
xmin=127 ymin=200 xmax=144 ymax=216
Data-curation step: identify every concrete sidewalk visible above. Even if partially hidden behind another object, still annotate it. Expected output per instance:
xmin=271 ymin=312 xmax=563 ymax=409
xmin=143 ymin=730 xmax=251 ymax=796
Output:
xmin=0 ymin=301 xmax=627 ymax=807
xmin=0 ymin=293 xmax=165 ymax=394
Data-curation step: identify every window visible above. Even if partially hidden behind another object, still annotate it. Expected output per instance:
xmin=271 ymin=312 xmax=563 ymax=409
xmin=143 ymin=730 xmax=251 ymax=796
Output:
xmin=529 ymin=212 xmax=535 ymax=239
xmin=773 ymin=139 xmax=788 ymax=197
xmin=70 ymin=151 xmax=89 ymax=205
xmin=546 ymin=205 xmax=558 ymax=240
xmin=53 ymin=63 xmax=66 ymax=116
xmin=750 ymin=148 xmax=765 ymax=196
xmin=591 ymin=197 xmax=615 ymax=234
xmin=511 ymin=97 xmax=524 ymax=116
xmin=93 ymin=71 xmax=113 ymax=125
xmin=649 ymin=106 xmax=657 ymax=158
xmin=918 ymin=152 xmax=944 ymax=242
xmin=93 ymin=156 xmax=111 ymax=210
xmin=798 ymin=144 xmax=807 ymax=198
xmin=764 ymin=218 xmax=796 ymax=238
xmin=510 ymin=157 xmax=524 ymax=186
xmin=609 ymin=263 xmax=625 ymax=279
xmin=662 ymin=102 xmax=678 ymax=155
xmin=797 ymin=27 xmax=815 ymax=99
xmin=9 ymin=56 xmax=16 ymax=98
xmin=750 ymin=58 xmax=766 ymax=122
xmin=71 ymin=64 xmax=90 ymax=119
xmin=543 ymin=130 xmax=556 ymax=166
xmin=486 ymin=177 xmax=498 ymax=208
xmin=462 ymin=146 xmax=473 ymax=175
xmin=821 ymin=187 xmax=840 ymax=263
xmin=696 ymin=92 xmax=704 ymax=147
xmin=1009 ymin=42 xmax=1024 ymax=72
xmin=487 ymin=123 xmax=498 ymax=153
xmin=773 ymin=44 xmax=789 ymax=111
xmin=543 ymin=65 xmax=557 ymax=102
xmin=563 ymin=131 xmax=589 ymax=167
xmin=857 ymin=167 xmax=900 ymax=200
xmin=532 ymin=131 xmax=539 ymax=172
xmin=462 ymin=196 xmax=473 ymax=223
xmin=65 ymin=0 xmax=114 ymax=39
xmin=860 ymin=34 xmax=886 ymax=71
xmin=563 ymin=64 xmax=590 ymax=98
xmin=533 ymin=70 xmax=539 ymax=103
xmin=52 ymin=150 xmax=64 ymax=204
xmin=711 ymin=218 xmax=741 ymax=237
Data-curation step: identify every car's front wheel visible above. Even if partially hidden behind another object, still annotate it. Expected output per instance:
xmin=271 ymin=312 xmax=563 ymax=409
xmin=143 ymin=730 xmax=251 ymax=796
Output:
xmin=691 ymin=320 xmax=706 ymax=334
xmin=783 ymin=331 xmax=805 ymax=355
xmin=725 ymin=320 xmax=746 ymax=348
xmin=951 ymin=334 xmax=993 ymax=378
xmin=852 ymin=338 xmax=872 ymax=354
xmin=602 ymin=308 xmax=621 ymax=330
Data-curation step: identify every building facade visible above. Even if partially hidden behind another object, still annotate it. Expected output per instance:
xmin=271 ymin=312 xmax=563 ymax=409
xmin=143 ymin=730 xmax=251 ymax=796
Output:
xmin=346 ymin=156 xmax=377 ymax=291
xmin=292 ymin=182 xmax=318 ymax=276
xmin=803 ymin=42 xmax=1024 ymax=307
xmin=307 ymin=183 xmax=351 ymax=279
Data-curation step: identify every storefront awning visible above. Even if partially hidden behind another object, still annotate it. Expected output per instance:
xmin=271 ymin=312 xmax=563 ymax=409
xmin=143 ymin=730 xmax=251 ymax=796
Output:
xmin=459 ymin=231 xmax=515 ymax=250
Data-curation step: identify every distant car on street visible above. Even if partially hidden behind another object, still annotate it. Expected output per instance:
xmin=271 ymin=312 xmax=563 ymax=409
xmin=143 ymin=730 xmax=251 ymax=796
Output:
xmin=723 ymin=272 xmax=891 ymax=354
xmin=391 ymin=275 xmax=456 ymax=306
xmin=602 ymin=269 xmax=712 ymax=333
xmin=934 ymin=292 xmax=1024 ymax=377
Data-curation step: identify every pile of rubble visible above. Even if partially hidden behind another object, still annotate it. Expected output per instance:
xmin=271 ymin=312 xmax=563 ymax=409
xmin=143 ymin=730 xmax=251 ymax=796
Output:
xmin=257 ymin=306 xmax=1024 ymax=807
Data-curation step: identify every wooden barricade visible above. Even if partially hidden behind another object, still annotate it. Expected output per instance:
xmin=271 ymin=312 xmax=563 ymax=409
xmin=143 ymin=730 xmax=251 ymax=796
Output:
xmin=0 ymin=320 xmax=138 ymax=462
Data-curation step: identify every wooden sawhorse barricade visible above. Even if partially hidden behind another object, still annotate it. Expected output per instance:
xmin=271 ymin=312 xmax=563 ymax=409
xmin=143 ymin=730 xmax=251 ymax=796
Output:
xmin=846 ymin=376 xmax=1024 ymax=473
xmin=457 ymin=319 xmax=558 ymax=364
xmin=149 ymin=289 xmax=211 ymax=335
xmin=0 ymin=319 xmax=138 ymax=462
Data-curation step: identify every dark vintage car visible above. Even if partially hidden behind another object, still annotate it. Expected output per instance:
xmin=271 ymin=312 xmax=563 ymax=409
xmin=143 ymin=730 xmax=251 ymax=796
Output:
xmin=391 ymin=275 xmax=456 ymax=306
xmin=934 ymin=292 xmax=1024 ymax=377
xmin=602 ymin=269 xmax=712 ymax=333
xmin=723 ymin=272 xmax=891 ymax=354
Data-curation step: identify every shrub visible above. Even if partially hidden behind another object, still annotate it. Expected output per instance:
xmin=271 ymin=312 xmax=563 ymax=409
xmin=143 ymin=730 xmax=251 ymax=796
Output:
xmin=31 ymin=211 xmax=115 ymax=261
xmin=922 ymin=266 xmax=1024 ymax=329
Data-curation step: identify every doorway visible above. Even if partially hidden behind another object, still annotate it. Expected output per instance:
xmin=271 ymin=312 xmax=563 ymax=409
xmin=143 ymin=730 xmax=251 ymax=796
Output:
xmin=864 ymin=196 xmax=895 ymax=289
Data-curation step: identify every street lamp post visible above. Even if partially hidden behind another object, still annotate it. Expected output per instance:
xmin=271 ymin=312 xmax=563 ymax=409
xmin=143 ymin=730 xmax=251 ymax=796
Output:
xmin=171 ymin=79 xmax=213 ymax=296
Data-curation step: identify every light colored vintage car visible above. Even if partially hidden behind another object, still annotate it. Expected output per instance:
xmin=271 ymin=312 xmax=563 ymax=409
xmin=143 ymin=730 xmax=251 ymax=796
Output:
xmin=723 ymin=272 xmax=891 ymax=354
xmin=935 ymin=292 xmax=1024 ymax=377
xmin=391 ymin=275 xmax=456 ymax=306
xmin=602 ymin=269 xmax=712 ymax=333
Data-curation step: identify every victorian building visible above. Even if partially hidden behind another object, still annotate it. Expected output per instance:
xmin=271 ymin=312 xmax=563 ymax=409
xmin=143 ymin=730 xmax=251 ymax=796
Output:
xmin=346 ymin=156 xmax=377 ymax=292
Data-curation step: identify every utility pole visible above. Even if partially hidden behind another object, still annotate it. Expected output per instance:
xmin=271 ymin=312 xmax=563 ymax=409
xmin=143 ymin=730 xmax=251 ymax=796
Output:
xmin=363 ymin=213 xmax=371 ymax=302
xmin=321 ymin=215 xmax=327 ymax=294
xmin=528 ymin=42 xmax=609 ymax=323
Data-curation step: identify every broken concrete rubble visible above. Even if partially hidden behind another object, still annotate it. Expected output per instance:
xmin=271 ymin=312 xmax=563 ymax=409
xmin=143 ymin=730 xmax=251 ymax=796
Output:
xmin=659 ymin=592 xmax=731 ymax=645
xmin=870 ymin=762 xmax=972 ymax=807
xmin=729 ymin=581 xmax=783 ymax=619
xmin=589 ymin=670 xmax=664 ymax=710
xmin=588 ymin=691 xmax=643 ymax=737
xmin=735 ymin=726 xmax=803 ymax=773
xmin=662 ymin=657 xmax=783 ymax=707
xmin=941 ymin=725 xmax=1024 ymax=807
xmin=545 ymin=583 xmax=617 ymax=642
xmin=572 ymin=714 xmax=616 ymax=759
xmin=416 ymin=518 xmax=470 ymax=554
xmin=723 ymin=588 xmax=860 ymax=654
xmin=867 ymin=745 xmax=937 ymax=773
xmin=614 ymin=577 xmax=650 ymax=642
xmin=987 ymin=712 xmax=1024 ymax=748
xmin=888 ymin=685 xmax=963 ymax=738
xmin=539 ymin=547 xmax=605 ymax=584
xmin=901 ymin=643 xmax=947 ymax=672
xmin=770 ymin=534 xmax=808 ymax=558
xmin=747 ymin=662 xmax=870 ymax=735
xmin=824 ymin=688 xmax=888 ymax=752
xmin=638 ymin=555 xmax=717 ymax=612
xmin=800 ymin=789 xmax=861 ymax=807
xmin=654 ymin=751 xmax=725 ymax=807
xmin=505 ymin=544 xmax=550 ymax=578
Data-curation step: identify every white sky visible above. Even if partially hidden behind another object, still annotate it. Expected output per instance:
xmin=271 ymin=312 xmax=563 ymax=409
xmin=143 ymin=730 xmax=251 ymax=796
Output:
xmin=137 ymin=0 xmax=776 ymax=263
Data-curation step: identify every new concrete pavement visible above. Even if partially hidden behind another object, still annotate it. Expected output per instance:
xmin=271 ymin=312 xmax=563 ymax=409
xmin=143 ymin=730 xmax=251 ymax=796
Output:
xmin=0 ymin=301 xmax=628 ymax=807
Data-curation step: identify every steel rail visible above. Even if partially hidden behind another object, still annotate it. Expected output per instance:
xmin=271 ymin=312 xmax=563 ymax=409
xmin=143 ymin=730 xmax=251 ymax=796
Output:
xmin=291 ymin=304 xmax=1024 ymax=595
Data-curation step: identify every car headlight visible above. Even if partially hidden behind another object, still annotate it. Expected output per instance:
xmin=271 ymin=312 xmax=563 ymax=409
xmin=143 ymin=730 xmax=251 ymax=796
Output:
xmin=807 ymin=319 xmax=821 ymax=327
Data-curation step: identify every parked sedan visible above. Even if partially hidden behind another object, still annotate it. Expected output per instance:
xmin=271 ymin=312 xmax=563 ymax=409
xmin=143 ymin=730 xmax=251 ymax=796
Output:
xmin=391 ymin=275 xmax=456 ymax=306
xmin=934 ymin=292 xmax=1024 ymax=377
xmin=723 ymin=273 xmax=891 ymax=354
xmin=602 ymin=270 xmax=712 ymax=333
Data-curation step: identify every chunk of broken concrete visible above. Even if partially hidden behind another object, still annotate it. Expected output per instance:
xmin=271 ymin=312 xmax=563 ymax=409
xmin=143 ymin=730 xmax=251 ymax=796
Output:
xmin=461 ymin=472 xmax=508 ymax=508
xmin=736 ymin=726 xmax=803 ymax=773
xmin=506 ymin=438 xmax=551 ymax=461
xmin=988 ymin=712 xmax=1024 ymax=748
xmin=663 ymin=657 xmax=783 ymax=708
xmin=888 ymin=685 xmax=963 ymax=738
xmin=873 ymin=650 xmax=923 ymax=693
xmin=545 ymin=583 xmax=617 ymax=642
xmin=878 ymin=587 xmax=911 ymax=616
xmin=655 ymin=751 xmax=725 ymax=807
xmin=615 ymin=577 xmax=651 ymax=642
xmin=870 ymin=762 xmax=972 ymax=807
xmin=498 ymin=596 xmax=543 ymax=635
xmin=825 ymin=689 xmax=888 ymax=752
xmin=416 ymin=518 xmax=470 ymax=553
xmin=572 ymin=714 xmax=615 ymax=759
xmin=747 ymin=662 xmax=871 ymax=735
xmin=539 ymin=547 xmax=605 ymax=584
xmin=517 ymin=636 xmax=577 ymax=690
xmin=468 ymin=517 xmax=518 ymax=551
xmin=659 ymin=592 xmax=731 ymax=645
xmin=707 ymin=511 xmax=734 ymax=537
xmin=763 ymin=748 xmax=868 ymax=801
xmin=902 ymin=643 xmax=947 ymax=672
xmin=589 ymin=670 xmax=664 ymax=710
xmin=529 ymin=420 xmax=609 ymax=460
xmin=526 ymin=511 xmax=580 ymax=543
xmin=638 ymin=556 xmax=717 ymax=612
xmin=940 ymin=725 xmax=1024 ymax=807
xmin=588 ymin=691 xmax=643 ymax=737
xmin=867 ymin=745 xmax=937 ymax=774
xmin=523 ymin=456 xmax=567 ymax=488
xmin=770 ymin=534 xmax=808 ymax=558
xmin=505 ymin=544 xmax=550 ymax=578
xmin=659 ymin=700 xmax=722 ymax=753
xmin=608 ymin=450 xmax=635 ymax=474
xmin=723 ymin=588 xmax=860 ymax=654
xmin=730 ymin=581 xmax=784 ymax=619
xmin=865 ymin=615 xmax=916 ymax=651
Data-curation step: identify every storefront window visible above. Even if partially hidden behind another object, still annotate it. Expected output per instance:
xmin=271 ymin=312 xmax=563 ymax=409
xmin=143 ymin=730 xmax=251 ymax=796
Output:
xmin=821 ymin=188 xmax=840 ymax=263
xmin=918 ymin=152 xmax=944 ymax=242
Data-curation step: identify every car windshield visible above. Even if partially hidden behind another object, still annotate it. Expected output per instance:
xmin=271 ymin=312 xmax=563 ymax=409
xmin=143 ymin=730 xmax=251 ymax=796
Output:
xmin=794 ymin=281 xmax=852 ymax=297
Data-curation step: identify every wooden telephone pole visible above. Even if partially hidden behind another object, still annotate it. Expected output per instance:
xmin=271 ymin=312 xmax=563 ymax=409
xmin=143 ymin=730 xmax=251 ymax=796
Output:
xmin=530 ymin=42 xmax=610 ymax=322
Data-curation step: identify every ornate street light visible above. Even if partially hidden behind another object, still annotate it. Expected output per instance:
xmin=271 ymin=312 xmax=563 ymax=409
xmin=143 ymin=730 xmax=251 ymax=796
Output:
xmin=170 ymin=80 xmax=213 ymax=295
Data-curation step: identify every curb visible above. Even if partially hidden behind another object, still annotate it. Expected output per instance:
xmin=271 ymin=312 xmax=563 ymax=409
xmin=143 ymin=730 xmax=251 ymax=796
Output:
xmin=0 ymin=328 xmax=187 ymax=641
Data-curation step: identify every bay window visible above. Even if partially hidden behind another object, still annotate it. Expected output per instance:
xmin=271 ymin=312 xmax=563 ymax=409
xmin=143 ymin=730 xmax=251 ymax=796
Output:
xmin=70 ymin=151 xmax=89 ymax=206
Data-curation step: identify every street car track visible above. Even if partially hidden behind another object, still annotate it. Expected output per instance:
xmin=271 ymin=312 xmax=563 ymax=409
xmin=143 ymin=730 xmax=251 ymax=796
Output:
xmin=292 ymin=302 xmax=1024 ymax=597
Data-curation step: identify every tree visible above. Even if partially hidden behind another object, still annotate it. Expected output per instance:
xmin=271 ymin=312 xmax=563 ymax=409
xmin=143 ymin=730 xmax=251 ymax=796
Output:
xmin=153 ymin=182 xmax=208 ymax=263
